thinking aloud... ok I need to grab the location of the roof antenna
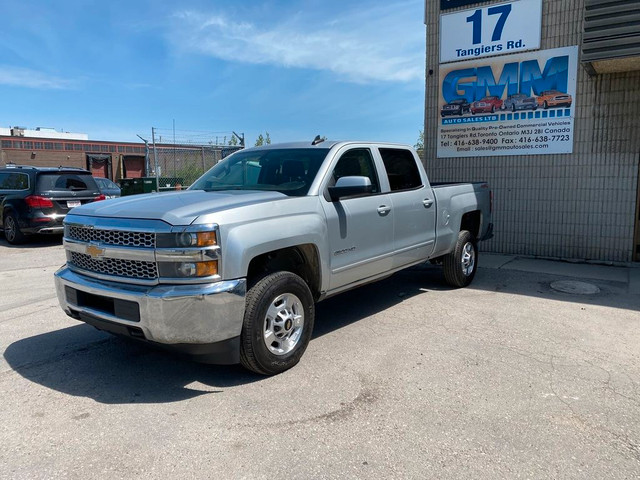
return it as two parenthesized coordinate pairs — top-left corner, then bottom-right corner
(312, 135), (325, 145)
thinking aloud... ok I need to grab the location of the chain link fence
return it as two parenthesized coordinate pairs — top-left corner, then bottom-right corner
(149, 128), (243, 190)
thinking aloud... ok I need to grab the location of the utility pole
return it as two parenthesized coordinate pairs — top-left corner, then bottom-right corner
(151, 127), (159, 191)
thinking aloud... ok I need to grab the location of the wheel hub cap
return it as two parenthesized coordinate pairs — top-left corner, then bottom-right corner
(263, 293), (304, 356)
(461, 242), (475, 276)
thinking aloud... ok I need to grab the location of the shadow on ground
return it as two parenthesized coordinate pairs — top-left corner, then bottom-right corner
(4, 263), (638, 404)
(0, 234), (63, 248)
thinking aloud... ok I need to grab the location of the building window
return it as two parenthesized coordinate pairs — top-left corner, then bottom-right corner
(1, 140), (12, 149)
(109, 145), (115, 153)
(118, 146), (125, 153)
(34, 142), (43, 149)
(101, 145), (109, 152)
(54, 143), (63, 150)
(65, 143), (74, 151)
(13, 141), (23, 149)
(23, 141), (33, 149)
(74, 144), (83, 151)
(125, 146), (133, 153)
(44, 142), (53, 150)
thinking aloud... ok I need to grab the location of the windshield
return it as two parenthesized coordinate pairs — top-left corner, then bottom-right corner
(189, 148), (330, 196)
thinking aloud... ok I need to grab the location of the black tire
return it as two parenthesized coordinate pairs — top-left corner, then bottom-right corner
(543, 101), (548, 109)
(443, 230), (478, 288)
(3, 211), (26, 245)
(511, 104), (516, 112)
(240, 271), (315, 375)
(491, 105), (495, 113)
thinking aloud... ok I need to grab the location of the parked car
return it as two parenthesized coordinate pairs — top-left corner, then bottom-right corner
(440, 98), (470, 117)
(536, 90), (572, 109)
(54, 140), (493, 376)
(0, 165), (105, 244)
(94, 177), (121, 198)
(503, 93), (538, 112)
(471, 96), (503, 114)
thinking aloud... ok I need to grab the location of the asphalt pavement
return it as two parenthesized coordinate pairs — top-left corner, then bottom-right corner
(1, 237), (639, 479)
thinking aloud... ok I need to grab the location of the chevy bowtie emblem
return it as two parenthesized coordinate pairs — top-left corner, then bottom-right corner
(86, 244), (105, 259)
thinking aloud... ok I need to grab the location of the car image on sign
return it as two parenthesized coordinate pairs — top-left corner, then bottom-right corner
(440, 98), (471, 117)
(503, 93), (538, 112)
(536, 90), (573, 109)
(470, 96), (503, 114)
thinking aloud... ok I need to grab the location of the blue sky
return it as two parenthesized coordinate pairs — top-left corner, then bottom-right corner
(1, 0), (425, 147)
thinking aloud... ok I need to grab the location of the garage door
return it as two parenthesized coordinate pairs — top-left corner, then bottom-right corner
(87, 154), (111, 178)
(123, 155), (145, 178)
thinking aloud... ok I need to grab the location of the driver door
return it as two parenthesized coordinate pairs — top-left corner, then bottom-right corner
(320, 147), (394, 291)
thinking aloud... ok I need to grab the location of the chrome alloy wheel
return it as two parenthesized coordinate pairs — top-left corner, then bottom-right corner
(461, 242), (476, 276)
(4, 215), (17, 243)
(263, 293), (305, 356)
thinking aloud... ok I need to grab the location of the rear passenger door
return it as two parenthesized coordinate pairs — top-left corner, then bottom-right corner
(378, 147), (436, 268)
(320, 147), (394, 291)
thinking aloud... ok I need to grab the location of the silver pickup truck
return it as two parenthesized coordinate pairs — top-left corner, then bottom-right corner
(54, 140), (493, 375)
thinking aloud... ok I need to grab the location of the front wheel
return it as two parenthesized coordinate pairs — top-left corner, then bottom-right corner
(240, 272), (315, 375)
(443, 230), (478, 288)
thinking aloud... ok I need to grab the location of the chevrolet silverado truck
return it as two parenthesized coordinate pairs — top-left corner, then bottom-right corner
(54, 140), (493, 375)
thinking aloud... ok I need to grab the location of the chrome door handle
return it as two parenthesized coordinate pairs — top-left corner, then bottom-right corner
(377, 205), (391, 215)
(423, 199), (434, 208)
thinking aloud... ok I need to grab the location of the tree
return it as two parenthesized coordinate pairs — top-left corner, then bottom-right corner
(254, 131), (272, 146)
(414, 129), (425, 160)
(228, 135), (238, 146)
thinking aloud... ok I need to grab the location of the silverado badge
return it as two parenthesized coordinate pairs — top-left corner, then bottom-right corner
(86, 244), (106, 259)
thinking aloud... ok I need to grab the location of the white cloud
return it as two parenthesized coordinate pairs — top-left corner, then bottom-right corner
(0, 66), (73, 90)
(169, 3), (425, 84)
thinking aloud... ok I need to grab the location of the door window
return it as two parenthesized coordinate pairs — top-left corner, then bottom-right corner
(379, 148), (423, 192)
(329, 148), (379, 193)
(0, 172), (29, 190)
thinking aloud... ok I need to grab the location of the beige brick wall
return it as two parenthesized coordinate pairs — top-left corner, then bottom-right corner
(425, 0), (640, 263)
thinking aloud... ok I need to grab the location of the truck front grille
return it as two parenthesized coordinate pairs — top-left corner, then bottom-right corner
(68, 225), (155, 248)
(69, 252), (158, 280)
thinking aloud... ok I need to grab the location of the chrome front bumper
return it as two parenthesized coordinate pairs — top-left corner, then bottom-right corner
(54, 267), (246, 346)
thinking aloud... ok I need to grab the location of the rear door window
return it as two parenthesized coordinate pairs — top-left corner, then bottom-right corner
(379, 148), (423, 192)
(0, 172), (29, 190)
(37, 173), (99, 193)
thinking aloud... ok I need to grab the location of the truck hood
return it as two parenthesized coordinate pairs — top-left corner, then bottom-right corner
(70, 190), (290, 225)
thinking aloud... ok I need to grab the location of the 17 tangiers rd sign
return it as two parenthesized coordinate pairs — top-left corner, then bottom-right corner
(440, 0), (542, 64)
(437, 46), (578, 158)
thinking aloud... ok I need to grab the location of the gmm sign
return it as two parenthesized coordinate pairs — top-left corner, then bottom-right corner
(442, 53), (571, 103)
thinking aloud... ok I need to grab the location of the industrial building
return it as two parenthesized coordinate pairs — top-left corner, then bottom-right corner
(0, 127), (147, 180)
(425, 0), (640, 263)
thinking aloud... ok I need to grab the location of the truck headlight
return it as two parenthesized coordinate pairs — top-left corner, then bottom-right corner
(157, 231), (217, 248)
(158, 260), (218, 278)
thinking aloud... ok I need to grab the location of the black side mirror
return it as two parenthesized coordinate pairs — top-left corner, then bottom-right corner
(328, 176), (373, 201)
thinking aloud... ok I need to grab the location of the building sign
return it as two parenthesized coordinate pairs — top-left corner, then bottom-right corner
(437, 46), (578, 158)
(440, 0), (486, 10)
(440, 0), (542, 63)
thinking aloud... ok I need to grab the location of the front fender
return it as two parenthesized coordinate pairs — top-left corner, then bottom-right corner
(222, 213), (329, 290)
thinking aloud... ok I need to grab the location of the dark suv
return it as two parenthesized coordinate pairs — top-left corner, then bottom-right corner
(0, 165), (105, 244)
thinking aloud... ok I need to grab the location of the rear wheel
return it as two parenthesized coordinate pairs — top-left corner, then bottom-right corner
(3, 212), (25, 245)
(240, 271), (315, 375)
(443, 230), (478, 288)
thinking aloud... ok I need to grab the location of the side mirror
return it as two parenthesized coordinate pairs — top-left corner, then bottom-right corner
(328, 176), (373, 201)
